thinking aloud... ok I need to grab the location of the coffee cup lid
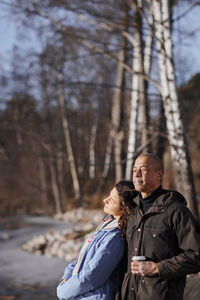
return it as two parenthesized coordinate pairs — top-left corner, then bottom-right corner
(132, 256), (146, 261)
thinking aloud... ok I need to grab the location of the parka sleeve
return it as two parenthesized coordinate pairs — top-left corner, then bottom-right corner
(158, 204), (200, 279)
(61, 259), (77, 280)
(57, 230), (125, 299)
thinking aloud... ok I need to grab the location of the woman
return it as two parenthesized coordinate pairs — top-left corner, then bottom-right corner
(57, 180), (136, 300)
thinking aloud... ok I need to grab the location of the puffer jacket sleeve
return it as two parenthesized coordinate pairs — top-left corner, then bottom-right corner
(57, 229), (125, 299)
(61, 259), (77, 280)
(158, 203), (200, 279)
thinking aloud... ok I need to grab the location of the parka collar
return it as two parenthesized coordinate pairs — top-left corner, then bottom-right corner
(132, 187), (187, 215)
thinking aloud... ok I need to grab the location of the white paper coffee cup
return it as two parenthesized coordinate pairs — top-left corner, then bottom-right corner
(132, 256), (146, 261)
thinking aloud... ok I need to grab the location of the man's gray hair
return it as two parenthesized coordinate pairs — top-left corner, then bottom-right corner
(136, 153), (164, 171)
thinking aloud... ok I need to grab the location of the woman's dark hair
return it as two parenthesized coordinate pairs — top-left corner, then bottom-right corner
(115, 180), (137, 238)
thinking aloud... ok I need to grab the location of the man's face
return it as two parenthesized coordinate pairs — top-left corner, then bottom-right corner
(132, 155), (163, 197)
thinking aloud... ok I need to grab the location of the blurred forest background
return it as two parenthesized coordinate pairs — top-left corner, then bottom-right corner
(0, 0), (200, 218)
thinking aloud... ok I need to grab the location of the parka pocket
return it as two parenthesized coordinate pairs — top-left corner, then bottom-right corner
(137, 276), (168, 300)
(142, 225), (176, 261)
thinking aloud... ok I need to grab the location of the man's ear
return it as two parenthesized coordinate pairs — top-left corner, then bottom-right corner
(158, 170), (163, 181)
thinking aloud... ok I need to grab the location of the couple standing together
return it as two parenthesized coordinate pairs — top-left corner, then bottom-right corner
(57, 153), (200, 300)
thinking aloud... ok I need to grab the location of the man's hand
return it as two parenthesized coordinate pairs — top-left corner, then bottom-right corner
(131, 261), (159, 276)
(61, 278), (67, 283)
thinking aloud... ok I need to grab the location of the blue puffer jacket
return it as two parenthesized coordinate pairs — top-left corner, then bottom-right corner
(57, 216), (125, 300)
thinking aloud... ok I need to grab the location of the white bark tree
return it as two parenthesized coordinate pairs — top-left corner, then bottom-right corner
(126, 0), (154, 179)
(57, 71), (81, 201)
(101, 44), (125, 184)
(49, 153), (62, 214)
(56, 150), (65, 203)
(38, 156), (48, 213)
(101, 5), (130, 184)
(40, 65), (63, 214)
(152, 0), (198, 219)
(112, 43), (125, 182)
(125, 42), (140, 179)
(89, 123), (97, 180)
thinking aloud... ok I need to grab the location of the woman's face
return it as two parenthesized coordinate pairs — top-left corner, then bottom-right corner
(103, 187), (121, 219)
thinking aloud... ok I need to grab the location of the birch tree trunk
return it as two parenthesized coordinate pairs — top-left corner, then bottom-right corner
(49, 153), (62, 214)
(112, 43), (125, 182)
(57, 71), (81, 201)
(56, 150), (65, 203)
(144, 7), (154, 77)
(89, 123), (97, 180)
(125, 44), (140, 179)
(100, 44), (125, 184)
(126, 0), (153, 179)
(99, 129), (113, 191)
(101, 7), (129, 184)
(153, 0), (198, 219)
(136, 5), (150, 150)
(38, 156), (48, 214)
(40, 67), (63, 214)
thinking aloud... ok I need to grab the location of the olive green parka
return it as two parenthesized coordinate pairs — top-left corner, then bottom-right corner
(121, 188), (200, 300)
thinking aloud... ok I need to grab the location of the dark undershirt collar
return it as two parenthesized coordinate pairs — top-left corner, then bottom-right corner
(139, 186), (163, 213)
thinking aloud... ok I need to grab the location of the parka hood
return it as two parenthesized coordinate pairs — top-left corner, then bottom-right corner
(132, 187), (187, 212)
(154, 189), (187, 208)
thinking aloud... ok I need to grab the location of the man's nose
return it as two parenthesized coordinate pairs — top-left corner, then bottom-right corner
(134, 169), (142, 177)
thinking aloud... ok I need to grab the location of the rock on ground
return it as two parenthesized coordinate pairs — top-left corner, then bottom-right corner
(21, 208), (104, 261)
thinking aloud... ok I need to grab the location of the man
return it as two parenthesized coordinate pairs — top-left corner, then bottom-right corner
(121, 153), (200, 300)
